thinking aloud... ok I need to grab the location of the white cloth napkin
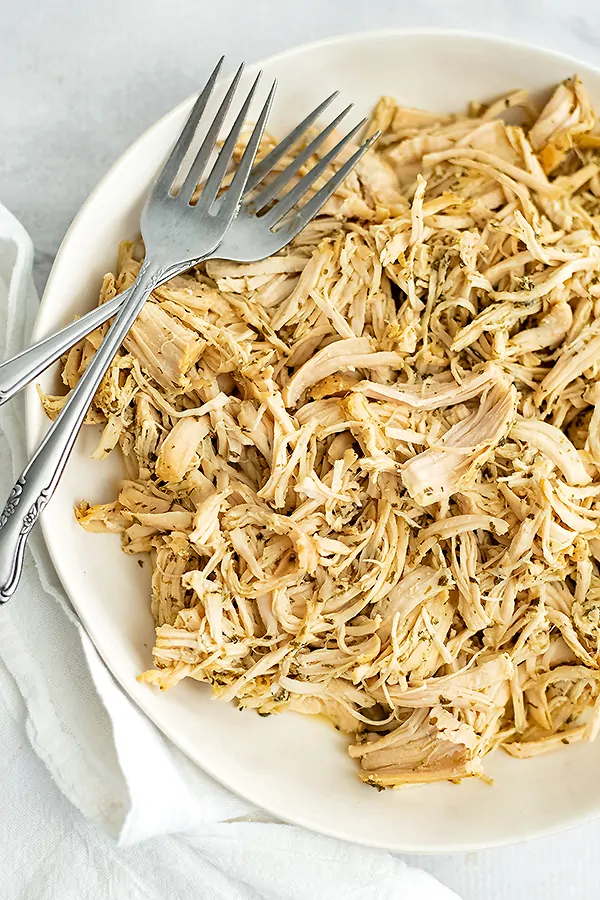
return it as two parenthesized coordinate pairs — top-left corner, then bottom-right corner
(0, 202), (460, 899)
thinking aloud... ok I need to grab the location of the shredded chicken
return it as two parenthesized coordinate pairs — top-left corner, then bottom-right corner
(51, 75), (600, 789)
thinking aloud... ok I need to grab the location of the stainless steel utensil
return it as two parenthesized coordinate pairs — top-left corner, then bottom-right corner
(0, 97), (360, 405)
(0, 64), (378, 600)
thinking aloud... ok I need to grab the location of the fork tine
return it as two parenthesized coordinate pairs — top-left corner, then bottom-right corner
(250, 104), (353, 213)
(178, 62), (245, 202)
(197, 71), (263, 209)
(242, 92), (339, 194)
(262, 119), (368, 228)
(277, 132), (380, 238)
(153, 57), (224, 196)
(218, 81), (277, 220)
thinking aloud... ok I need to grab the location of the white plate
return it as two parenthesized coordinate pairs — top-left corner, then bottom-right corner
(26, 29), (600, 852)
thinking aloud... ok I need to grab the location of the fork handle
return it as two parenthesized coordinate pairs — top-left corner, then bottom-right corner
(0, 253), (212, 405)
(0, 292), (125, 405)
(0, 258), (169, 600)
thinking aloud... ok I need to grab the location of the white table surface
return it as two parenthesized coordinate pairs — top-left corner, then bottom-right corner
(3, 1), (600, 897)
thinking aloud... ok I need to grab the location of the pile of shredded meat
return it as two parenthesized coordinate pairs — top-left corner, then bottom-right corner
(48, 76), (600, 788)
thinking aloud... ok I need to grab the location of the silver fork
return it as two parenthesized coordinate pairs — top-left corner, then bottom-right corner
(0, 95), (365, 404)
(0, 63), (378, 601)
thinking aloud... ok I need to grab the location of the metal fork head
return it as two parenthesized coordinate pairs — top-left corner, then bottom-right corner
(216, 99), (381, 264)
(140, 59), (275, 271)
(140, 58), (379, 272)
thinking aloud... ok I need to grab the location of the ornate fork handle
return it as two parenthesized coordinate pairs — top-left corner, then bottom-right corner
(0, 258), (180, 600)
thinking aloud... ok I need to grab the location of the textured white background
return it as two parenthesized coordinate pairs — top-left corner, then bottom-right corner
(3, 1), (600, 897)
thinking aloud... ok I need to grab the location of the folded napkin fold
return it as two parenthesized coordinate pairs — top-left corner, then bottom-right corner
(0, 201), (460, 899)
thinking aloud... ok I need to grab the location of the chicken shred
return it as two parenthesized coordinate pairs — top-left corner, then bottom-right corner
(53, 75), (600, 789)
